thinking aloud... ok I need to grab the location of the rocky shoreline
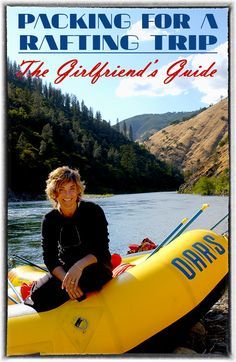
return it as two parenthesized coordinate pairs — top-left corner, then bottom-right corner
(173, 289), (229, 356)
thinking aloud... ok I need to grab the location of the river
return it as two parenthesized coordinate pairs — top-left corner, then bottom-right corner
(8, 192), (229, 265)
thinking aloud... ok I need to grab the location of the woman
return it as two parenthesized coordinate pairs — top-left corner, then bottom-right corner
(25, 166), (113, 312)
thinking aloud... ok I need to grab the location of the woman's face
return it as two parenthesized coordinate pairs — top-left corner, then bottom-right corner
(56, 181), (79, 214)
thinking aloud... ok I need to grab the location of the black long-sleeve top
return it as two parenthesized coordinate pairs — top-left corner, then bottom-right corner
(41, 200), (112, 278)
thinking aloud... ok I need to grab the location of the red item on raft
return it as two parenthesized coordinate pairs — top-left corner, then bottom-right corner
(20, 282), (33, 300)
(128, 238), (157, 254)
(111, 253), (122, 269)
(128, 244), (140, 252)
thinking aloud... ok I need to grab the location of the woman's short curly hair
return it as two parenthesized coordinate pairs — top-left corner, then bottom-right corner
(45, 166), (85, 207)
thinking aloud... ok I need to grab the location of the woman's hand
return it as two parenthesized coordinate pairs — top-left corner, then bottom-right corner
(61, 263), (84, 299)
(61, 254), (97, 300)
(66, 284), (84, 300)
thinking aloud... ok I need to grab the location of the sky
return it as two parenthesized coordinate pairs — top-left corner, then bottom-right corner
(6, 6), (229, 125)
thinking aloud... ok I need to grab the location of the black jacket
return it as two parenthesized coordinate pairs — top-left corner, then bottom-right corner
(41, 200), (112, 278)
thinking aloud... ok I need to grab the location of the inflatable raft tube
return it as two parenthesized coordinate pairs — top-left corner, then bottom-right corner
(7, 229), (228, 355)
(8, 265), (46, 287)
(7, 252), (147, 305)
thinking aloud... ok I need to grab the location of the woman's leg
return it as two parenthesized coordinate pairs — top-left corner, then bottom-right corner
(24, 265), (112, 312)
(24, 273), (70, 312)
(79, 264), (112, 293)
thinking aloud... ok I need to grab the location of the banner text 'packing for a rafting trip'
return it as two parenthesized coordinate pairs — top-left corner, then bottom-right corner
(8, 8), (228, 93)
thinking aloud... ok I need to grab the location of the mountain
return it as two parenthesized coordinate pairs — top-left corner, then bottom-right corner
(7, 60), (183, 199)
(116, 110), (206, 142)
(144, 98), (229, 194)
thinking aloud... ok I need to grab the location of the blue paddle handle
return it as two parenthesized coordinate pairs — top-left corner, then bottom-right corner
(147, 204), (209, 260)
(166, 205), (209, 245)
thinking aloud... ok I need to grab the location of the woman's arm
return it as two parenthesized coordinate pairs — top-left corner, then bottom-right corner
(41, 215), (63, 273)
(87, 204), (112, 269)
(51, 266), (66, 282)
(51, 265), (82, 301)
(62, 253), (97, 289)
(62, 254), (97, 300)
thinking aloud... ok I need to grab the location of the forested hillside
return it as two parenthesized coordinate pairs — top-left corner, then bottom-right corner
(7, 60), (183, 199)
(116, 109), (205, 142)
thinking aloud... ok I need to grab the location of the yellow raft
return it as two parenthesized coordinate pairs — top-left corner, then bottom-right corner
(7, 229), (228, 355)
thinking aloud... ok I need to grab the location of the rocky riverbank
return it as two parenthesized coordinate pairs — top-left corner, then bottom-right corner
(174, 289), (229, 356)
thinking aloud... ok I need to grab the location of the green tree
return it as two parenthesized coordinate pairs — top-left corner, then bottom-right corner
(123, 121), (127, 137)
(81, 133), (93, 156)
(39, 123), (55, 156)
(193, 177), (215, 195)
(115, 118), (120, 132)
(95, 111), (102, 122)
(108, 147), (120, 165)
(16, 132), (38, 167)
(214, 170), (229, 195)
(128, 125), (134, 141)
(120, 144), (137, 174)
(93, 141), (102, 160)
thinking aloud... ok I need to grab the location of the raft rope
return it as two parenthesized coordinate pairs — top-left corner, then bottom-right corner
(210, 213), (229, 231)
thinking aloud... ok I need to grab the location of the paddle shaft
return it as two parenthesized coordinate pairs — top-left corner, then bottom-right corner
(147, 217), (188, 258)
(166, 204), (209, 245)
(12, 254), (47, 272)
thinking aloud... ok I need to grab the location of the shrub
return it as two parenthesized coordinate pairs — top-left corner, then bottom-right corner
(193, 171), (229, 196)
(214, 170), (229, 195)
(193, 177), (215, 195)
